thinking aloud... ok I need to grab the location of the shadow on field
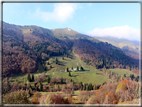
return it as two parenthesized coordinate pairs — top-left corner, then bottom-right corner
(83, 70), (90, 71)
(57, 61), (65, 66)
(63, 59), (70, 61)
(96, 73), (103, 75)
(71, 75), (79, 77)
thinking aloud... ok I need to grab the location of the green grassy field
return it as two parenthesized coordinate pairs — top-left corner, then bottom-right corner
(45, 55), (109, 85)
(11, 54), (137, 85)
(107, 68), (138, 77)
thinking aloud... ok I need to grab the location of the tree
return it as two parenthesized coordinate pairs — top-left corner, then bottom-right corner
(84, 84), (87, 90)
(77, 66), (79, 71)
(55, 58), (58, 64)
(39, 82), (43, 91)
(130, 74), (135, 80)
(47, 62), (50, 65)
(124, 74), (126, 77)
(27, 74), (31, 82)
(48, 77), (51, 83)
(62, 57), (64, 60)
(31, 74), (34, 82)
(3, 90), (30, 104)
(135, 76), (139, 82)
(50, 65), (52, 69)
(80, 66), (84, 71)
(72, 66), (73, 70)
(61, 78), (64, 84)
(65, 67), (69, 72)
(69, 71), (71, 77)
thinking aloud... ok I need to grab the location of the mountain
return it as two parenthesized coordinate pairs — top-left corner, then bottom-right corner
(94, 36), (140, 59)
(130, 40), (140, 46)
(2, 21), (139, 77)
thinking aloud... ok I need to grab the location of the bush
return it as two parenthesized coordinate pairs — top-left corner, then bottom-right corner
(31, 91), (41, 104)
(3, 90), (30, 104)
(78, 91), (95, 103)
(95, 82), (117, 104)
(39, 93), (69, 104)
(116, 79), (138, 103)
(86, 95), (96, 104)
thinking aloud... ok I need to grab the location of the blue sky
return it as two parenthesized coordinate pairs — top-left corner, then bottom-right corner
(3, 3), (140, 41)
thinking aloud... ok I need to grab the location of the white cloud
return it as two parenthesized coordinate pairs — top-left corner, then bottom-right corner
(86, 25), (140, 41)
(34, 3), (77, 22)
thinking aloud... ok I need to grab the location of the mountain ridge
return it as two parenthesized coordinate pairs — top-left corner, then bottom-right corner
(2, 21), (139, 77)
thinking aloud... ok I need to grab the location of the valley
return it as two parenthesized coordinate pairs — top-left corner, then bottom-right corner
(2, 21), (140, 105)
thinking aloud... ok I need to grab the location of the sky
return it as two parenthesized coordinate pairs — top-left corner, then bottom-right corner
(3, 2), (140, 41)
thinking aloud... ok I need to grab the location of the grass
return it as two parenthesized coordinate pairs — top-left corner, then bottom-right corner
(11, 54), (137, 86)
(107, 68), (138, 77)
(45, 55), (109, 85)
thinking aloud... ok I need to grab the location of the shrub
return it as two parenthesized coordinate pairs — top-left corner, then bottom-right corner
(95, 82), (117, 104)
(31, 91), (41, 104)
(86, 95), (96, 104)
(78, 91), (95, 103)
(116, 79), (138, 103)
(3, 90), (30, 104)
(40, 93), (68, 104)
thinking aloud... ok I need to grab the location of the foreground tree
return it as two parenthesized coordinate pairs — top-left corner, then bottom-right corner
(3, 90), (30, 104)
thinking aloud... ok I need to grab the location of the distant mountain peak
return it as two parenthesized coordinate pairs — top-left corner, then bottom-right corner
(66, 27), (71, 31)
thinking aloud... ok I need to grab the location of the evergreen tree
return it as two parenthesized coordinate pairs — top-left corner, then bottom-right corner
(31, 74), (34, 82)
(72, 66), (73, 70)
(39, 82), (43, 91)
(124, 74), (126, 77)
(69, 71), (71, 77)
(50, 65), (52, 69)
(28, 89), (31, 97)
(65, 67), (69, 72)
(27, 74), (31, 82)
(80, 66), (84, 71)
(130, 74), (135, 80)
(6, 77), (10, 92)
(84, 84), (87, 90)
(47, 62), (50, 65)
(55, 58), (58, 64)
(61, 77), (63, 84)
(47, 77), (51, 83)
(87, 85), (89, 91)
(62, 57), (64, 60)
(77, 66), (79, 71)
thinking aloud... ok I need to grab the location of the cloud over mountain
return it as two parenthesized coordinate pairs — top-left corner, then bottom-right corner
(86, 25), (140, 41)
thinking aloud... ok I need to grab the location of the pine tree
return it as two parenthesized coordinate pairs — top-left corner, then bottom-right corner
(65, 67), (69, 72)
(80, 66), (84, 71)
(50, 65), (52, 69)
(61, 77), (63, 84)
(47, 62), (50, 65)
(27, 74), (31, 82)
(72, 66), (73, 70)
(31, 74), (34, 82)
(47, 77), (51, 83)
(39, 82), (43, 91)
(77, 66), (79, 71)
(84, 84), (87, 90)
(62, 57), (64, 60)
(55, 58), (58, 64)
(69, 71), (71, 77)
(6, 77), (10, 92)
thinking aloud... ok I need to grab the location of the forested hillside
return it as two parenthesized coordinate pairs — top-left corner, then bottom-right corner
(95, 36), (140, 59)
(2, 21), (139, 77)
